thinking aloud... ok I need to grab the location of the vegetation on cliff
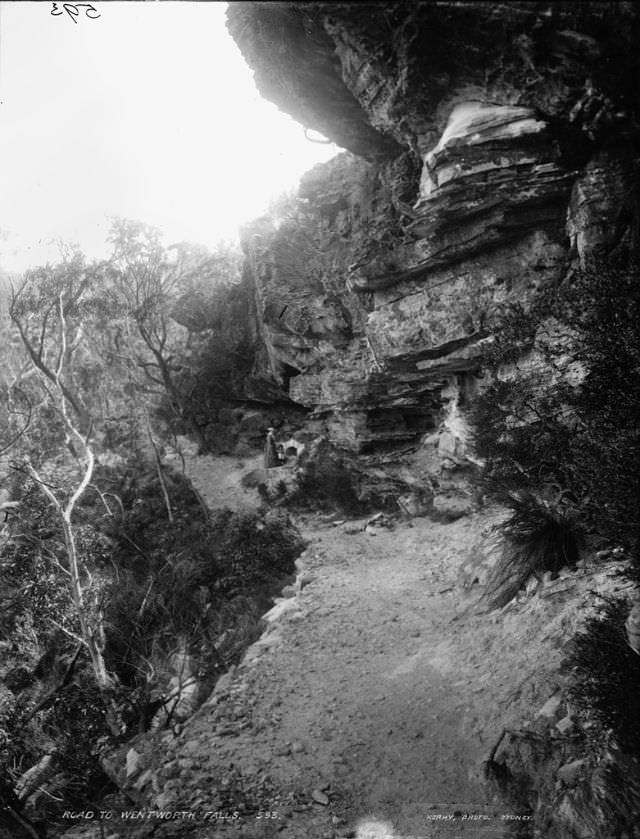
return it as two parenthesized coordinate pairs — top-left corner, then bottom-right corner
(468, 255), (640, 835)
(472, 256), (640, 559)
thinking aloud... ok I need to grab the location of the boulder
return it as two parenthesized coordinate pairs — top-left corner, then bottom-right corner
(537, 692), (563, 721)
(557, 759), (588, 786)
(125, 748), (143, 778)
(397, 492), (431, 518)
(433, 493), (473, 521)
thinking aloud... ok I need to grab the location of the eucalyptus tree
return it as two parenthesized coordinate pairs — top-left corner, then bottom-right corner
(8, 251), (119, 695)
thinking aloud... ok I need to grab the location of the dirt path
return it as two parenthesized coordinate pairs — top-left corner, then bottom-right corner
(150, 455), (586, 839)
(169, 443), (263, 512)
(223, 515), (507, 837)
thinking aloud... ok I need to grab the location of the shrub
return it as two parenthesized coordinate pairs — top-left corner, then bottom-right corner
(208, 508), (304, 596)
(470, 375), (577, 501)
(484, 491), (582, 610)
(290, 439), (362, 514)
(43, 677), (116, 809)
(564, 595), (640, 756)
(294, 470), (361, 514)
(103, 473), (302, 727)
(471, 257), (640, 560)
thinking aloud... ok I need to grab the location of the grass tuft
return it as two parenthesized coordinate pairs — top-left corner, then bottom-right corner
(485, 491), (581, 610)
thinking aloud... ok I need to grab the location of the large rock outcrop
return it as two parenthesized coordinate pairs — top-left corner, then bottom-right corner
(229, 2), (640, 477)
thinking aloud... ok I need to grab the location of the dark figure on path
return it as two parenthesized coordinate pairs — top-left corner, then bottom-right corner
(264, 427), (279, 468)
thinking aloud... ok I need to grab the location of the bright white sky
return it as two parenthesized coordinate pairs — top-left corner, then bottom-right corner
(0, 1), (338, 274)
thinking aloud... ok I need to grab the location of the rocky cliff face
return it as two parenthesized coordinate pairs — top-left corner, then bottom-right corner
(228, 2), (640, 486)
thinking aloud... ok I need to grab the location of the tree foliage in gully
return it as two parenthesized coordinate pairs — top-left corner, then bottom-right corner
(0, 220), (265, 828)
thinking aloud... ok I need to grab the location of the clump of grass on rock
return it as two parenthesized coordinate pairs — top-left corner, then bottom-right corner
(484, 490), (582, 610)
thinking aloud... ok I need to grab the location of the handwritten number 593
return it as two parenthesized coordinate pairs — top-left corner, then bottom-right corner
(51, 3), (101, 23)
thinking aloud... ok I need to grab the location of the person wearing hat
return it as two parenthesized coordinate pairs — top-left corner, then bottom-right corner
(264, 427), (279, 469)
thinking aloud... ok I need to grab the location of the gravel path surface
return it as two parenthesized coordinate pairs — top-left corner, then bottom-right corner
(162, 456), (555, 839)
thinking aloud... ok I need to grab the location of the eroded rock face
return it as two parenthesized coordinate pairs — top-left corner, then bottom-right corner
(230, 3), (640, 478)
(567, 149), (638, 262)
(225, 4), (401, 160)
(229, 3), (638, 154)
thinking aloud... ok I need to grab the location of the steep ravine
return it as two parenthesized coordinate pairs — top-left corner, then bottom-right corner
(64, 455), (631, 839)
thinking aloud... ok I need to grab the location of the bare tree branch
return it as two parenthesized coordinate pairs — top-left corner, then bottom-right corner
(9, 285), (90, 431)
(146, 414), (173, 523)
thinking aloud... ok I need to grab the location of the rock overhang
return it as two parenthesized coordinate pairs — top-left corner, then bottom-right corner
(230, 2), (640, 458)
